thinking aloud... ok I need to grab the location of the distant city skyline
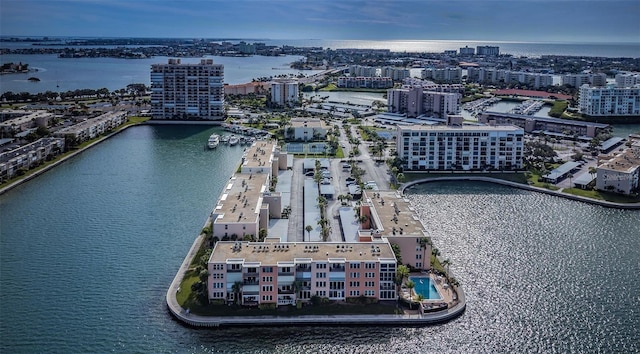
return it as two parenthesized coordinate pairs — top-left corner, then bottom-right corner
(1, 0), (639, 43)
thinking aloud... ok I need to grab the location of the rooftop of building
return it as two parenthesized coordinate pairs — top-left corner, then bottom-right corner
(364, 190), (427, 238)
(290, 118), (328, 129)
(0, 110), (53, 126)
(398, 124), (523, 132)
(210, 240), (396, 264)
(56, 111), (126, 134)
(598, 144), (640, 173)
(482, 111), (610, 128)
(241, 141), (276, 170)
(213, 172), (269, 224)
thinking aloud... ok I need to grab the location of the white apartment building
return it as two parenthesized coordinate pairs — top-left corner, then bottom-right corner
(348, 65), (378, 77)
(337, 76), (393, 89)
(422, 67), (463, 83)
(466, 68), (553, 89)
(271, 80), (299, 107)
(0, 138), (65, 181)
(615, 72), (640, 88)
(54, 111), (128, 142)
(150, 59), (224, 120)
(459, 46), (475, 56)
(396, 125), (524, 171)
(561, 73), (607, 87)
(596, 142), (640, 195)
(578, 84), (640, 117)
(388, 86), (461, 118)
(380, 67), (411, 81)
(286, 118), (329, 141)
(476, 46), (500, 56)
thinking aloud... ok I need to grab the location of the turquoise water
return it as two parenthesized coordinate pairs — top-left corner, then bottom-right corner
(409, 276), (441, 300)
(1, 127), (639, 352)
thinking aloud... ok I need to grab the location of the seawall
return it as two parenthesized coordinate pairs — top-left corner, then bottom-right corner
(400, 176), (640, 210)
(0, 122), (145, 196)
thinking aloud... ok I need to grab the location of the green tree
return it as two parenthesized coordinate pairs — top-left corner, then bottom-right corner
(305, 225), (313, 240)
(405, 280), (416, 302)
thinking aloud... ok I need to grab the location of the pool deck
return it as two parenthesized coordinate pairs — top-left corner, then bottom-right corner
(404, 273), (458, 313)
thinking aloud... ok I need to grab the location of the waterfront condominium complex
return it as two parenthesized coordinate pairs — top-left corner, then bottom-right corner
(150, 59), (224, 120)
(208, 240), (397, 306)
(476, 46), (500, 56)
(396, 125), (524, 171)
(387, 86), (461, 118)
(270, 80), (299, 107)
(578, 84), (640, 117)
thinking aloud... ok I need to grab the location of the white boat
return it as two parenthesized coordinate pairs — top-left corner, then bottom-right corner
(220, 134), (230, 144)
(207, 134), (220, 149)
(228, 135), (239, 146)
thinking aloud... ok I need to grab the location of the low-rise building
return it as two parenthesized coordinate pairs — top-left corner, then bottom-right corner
(561, 73), (607, 87)
(271, 80), (299, 107)
(286, 118), (328, 141)
(596, 142), (640, 195)
(207, 240), (397, 306)
(337, 76), (393, 89)
(54, 111), (127, 143)
(479, 111), (609, 138)
(0, 109), (54, 134)
(0, 138), (65, 181)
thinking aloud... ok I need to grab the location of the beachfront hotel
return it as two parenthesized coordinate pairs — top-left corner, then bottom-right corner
(150, 59), (224, 120)
(396, 124), (524, 171)
(207, 240), (397, 306)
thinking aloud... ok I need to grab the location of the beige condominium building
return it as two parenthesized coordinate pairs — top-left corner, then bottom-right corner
(208, 240), (397, 306)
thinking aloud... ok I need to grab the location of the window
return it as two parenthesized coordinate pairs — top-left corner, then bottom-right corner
(349, 281), (360, 287)
(416, 254), (422, 260)
(262, 285), (273, 292)
(261, 295), (273, 301)
(315, 263), (327, 269)
(365, 272), (375, 278)
(350, 272), (360, 278)
(262, 276), (273, 282)
(364, 290), (375, 297)
(262, 267), (273, 273)
(316, 272), (326, 278)
(316, 291), (326, 297)
(349, 290), (360, 297)
(365, 263), (376, 269)
(349, 263), (361, 269)
(365, 281), (375, 287)
(315, 281), (326, 288)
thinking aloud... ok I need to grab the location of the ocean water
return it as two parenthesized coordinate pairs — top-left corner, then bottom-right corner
(0, 54), (318, 94)
(1, 127), (639, 353)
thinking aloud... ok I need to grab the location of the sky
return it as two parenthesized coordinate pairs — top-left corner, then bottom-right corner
(1, 0), (639, 43)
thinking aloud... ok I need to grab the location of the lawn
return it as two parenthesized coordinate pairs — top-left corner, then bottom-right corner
(563, 188), (640, 203)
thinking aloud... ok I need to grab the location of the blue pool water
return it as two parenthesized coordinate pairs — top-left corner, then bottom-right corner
(409, 276), (442, 300)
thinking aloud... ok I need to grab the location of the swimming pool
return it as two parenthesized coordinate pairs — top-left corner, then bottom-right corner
(409, 276), (442, 300)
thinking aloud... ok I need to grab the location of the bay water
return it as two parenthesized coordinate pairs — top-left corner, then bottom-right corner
(1, 125), (639, 353)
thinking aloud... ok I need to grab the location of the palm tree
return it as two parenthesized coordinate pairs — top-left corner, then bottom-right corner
(431, 248), (441, 270)
(442, 259), (451, 277)
(406, 280), (416, 303)
(232, 281), (242, 305)
(588, 166), (597, 180)
(567, 173), (574, 189)
(305, 225), (313, 241)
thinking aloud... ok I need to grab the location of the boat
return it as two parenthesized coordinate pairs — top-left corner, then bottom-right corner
(207, 133), (220, 149)
(228, 135), (239, 146)
(220, 134), (230, 144)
